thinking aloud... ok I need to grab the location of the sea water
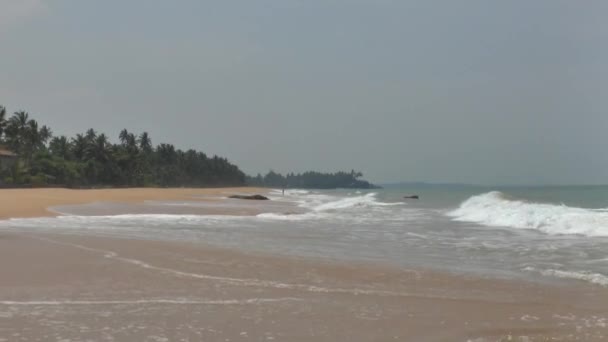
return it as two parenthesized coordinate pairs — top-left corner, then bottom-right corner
(2, 185), (608, 287)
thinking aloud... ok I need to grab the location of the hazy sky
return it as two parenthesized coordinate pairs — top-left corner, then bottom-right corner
(1, 0), (607, 185)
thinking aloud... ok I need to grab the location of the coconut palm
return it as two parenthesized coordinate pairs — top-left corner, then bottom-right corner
(49, 136), (71, 159)
(9, 111), (29, 129)
(71, 134), (87, 161)
(85, 128), (97, 143)
(0, 106), (7, 141)
(86, 133), (110, 163)
(119, 129), (129, 145)
(139, 132), (152, 154)
(26, 120), (40, 147)
(6, 111), (30, 153)
(39, 125), (53, 146)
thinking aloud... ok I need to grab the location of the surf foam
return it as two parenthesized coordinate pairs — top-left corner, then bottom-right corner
(257, 192), (404, 221)
(312, 193), (402, 211)
(448, 191), (608, 236)
(523, 267), (608, 287)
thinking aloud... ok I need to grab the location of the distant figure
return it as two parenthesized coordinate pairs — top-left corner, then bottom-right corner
(282, 188), (285, 196)
(403, 195), (420, 199)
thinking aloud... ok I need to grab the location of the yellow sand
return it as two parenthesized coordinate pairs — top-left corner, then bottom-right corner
(0, 187), (265, 219)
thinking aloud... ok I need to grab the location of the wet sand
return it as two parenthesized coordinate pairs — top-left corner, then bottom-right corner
(0, 188), (607, 341)
(0, 233), (607, 341)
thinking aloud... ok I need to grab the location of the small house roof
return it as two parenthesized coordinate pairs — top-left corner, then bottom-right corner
(0, 148), (17, 158)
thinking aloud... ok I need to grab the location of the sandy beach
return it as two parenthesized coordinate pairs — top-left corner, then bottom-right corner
(0, 187), (264, 219)
(0, 188), (607, 341)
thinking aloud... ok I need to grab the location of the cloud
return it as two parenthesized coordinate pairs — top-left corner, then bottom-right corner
(0, 0), (48, 32)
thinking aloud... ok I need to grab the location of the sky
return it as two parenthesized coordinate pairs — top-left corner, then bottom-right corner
(1, 0), (607, 185)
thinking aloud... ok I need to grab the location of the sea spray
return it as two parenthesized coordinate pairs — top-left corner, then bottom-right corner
(448, 191), (608, 236)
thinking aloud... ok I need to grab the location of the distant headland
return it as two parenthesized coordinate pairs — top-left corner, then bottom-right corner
(246, 170), (380, 189)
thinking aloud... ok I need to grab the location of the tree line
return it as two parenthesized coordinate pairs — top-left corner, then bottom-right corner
(0, 104), (378, 189)
(0, 105), (246, 187)
(246, 170), (379, 189)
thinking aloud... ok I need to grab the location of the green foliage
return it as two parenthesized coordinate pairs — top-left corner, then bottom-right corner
(247, 170), (379, 189)
(0, 105), (246, 188)
(0, 104), (374, 189)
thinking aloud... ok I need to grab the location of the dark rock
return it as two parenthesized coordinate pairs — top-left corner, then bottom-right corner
(403, 195), (420, 199)
(229, 194), (270, 200)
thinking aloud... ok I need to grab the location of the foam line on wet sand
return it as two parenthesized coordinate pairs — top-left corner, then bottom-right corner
(0, 298), (302, 306)
(24, 235), (458, 300)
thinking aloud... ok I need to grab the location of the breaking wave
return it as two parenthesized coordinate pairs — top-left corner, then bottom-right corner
(257, 192), (404, 221)
(311, 193), (402, 211)
(448, 191), (608, 236)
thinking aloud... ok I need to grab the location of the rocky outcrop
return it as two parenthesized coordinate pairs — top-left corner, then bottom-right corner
(229, 194), (270, 200)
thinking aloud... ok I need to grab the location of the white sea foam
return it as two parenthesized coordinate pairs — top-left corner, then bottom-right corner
(0, 214), (251, 233)
(448, 192), (608, 236)
(7, 214), (243, 225)
(0, 298), (302, 306)
(312, 193), (401, 211)
(256, 212), (327, 221)
(256, 192), (404, 221)
(523, 267), (608, 286)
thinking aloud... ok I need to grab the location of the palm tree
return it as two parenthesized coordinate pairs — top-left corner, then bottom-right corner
(39, 125), (52, 146)
(26, 119), (40, 148)
(119, 129), (129, 145)
(10, 111), (29, 129)
(157, 143), (177, 165)
(85, 128), (97, 143)
(49, 136), (71, 159)
(0, 106), (7, 142)
(86, 133), (110, 163)
(126, 134), (138, 154)
(116, 129), (140, 185)
(71, 134), (87, 161)
(139, 132), (152, 154)
(83, 133), (112, 184)
(6, 111), (30, 153)
(22, 119), (43, 163)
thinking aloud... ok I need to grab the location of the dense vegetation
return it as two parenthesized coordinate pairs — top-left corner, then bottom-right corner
(0, 105), (378, 189)
(246, 170), (379, 189)
(0, 106), (246, 187)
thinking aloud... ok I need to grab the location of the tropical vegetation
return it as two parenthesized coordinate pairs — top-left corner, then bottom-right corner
(246, 170), (379, 189)
(0, 104), (377, 189)
(0, 105), (246, 187)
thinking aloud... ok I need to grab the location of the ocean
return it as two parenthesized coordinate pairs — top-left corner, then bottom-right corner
(2, 185), (608, 287)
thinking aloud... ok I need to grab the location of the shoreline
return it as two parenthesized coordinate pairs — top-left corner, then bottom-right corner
(0, 187), (267, 219)
(0, 188), (607, 340)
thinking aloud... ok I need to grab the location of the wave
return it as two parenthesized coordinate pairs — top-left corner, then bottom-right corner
(311, 193), (402, 211)
(256, 193), (404, 221)
(447, 191), (608, 236)
(523, 267), (608, 287)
